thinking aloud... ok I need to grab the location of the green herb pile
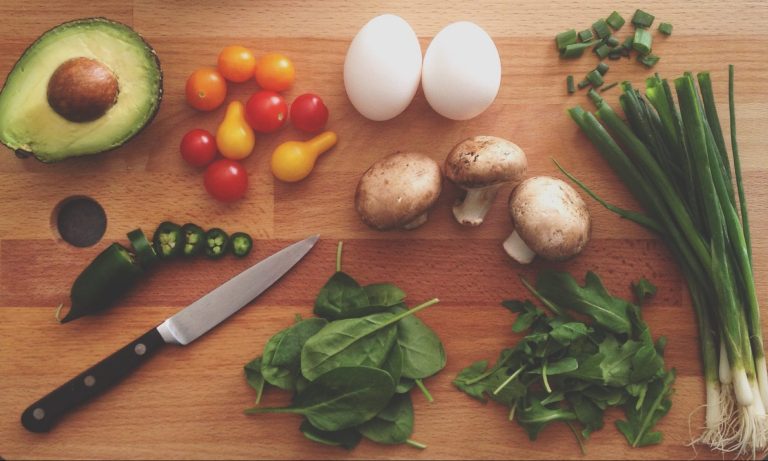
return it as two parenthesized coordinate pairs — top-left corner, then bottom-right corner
(453, 271), (674, 452)
(243, 242), (445, 450)
(562, 67), (767, 455)
(557, 9), (672, 94)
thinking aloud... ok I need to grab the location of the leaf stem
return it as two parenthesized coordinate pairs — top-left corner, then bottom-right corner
(566, 421), (587, 455)
(542, 361), (552, 394)
(415, 378), (434, 403)
(405, 439), (427, 449)
(493, 365), (527, 396)
(519, 276), (567, 317)
(335, 241), (343, 272)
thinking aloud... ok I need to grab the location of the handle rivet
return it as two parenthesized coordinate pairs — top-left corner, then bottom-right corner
(84, 375), (96, 387)
(135, 343), (147, 356)
(32, 408), (45, 420)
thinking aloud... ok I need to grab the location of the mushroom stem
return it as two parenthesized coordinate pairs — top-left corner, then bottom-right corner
(503, 230), (536, 264)
(452, 184), (502, 226)
(402, 212), (429, 230)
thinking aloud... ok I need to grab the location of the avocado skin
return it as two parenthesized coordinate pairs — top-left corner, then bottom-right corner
(0, 17), (164, 163)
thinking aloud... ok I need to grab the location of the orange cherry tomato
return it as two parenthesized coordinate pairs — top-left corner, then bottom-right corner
(255, 53), (295, 92)
(217, 46), (257, 83)
(185, 67), (227, 111)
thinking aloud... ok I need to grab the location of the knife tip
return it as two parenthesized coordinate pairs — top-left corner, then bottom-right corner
(307, 234), (320, 246)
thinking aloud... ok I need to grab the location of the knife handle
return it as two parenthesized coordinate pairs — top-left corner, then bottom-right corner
(21, 327), (166, 433)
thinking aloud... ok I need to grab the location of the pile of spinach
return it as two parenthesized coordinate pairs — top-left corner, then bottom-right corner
(454, 270), (675, 452)
(244, 242), (445, 450)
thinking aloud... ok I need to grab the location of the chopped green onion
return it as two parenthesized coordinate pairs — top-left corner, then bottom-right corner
(594, 43), (611, 59)
(577, 79), (591, 89)
(555, 29), (578, 50)
(587, 69), (604, 87)
(658, 22), (673, 35)
(638, 53), (660, 68)
(567, 75), (576, 94)
(633, 28), (653, 55)
(600, 82), (619, 92)
(596, 62), (609, 75)
(608, 49), (624, 60)
(622, 35), (634, 49)
(578, 29), (594, 42)
(605, 36), (620, 47)
(606, 11), (625, 30)
(561, 41), (595, 58)
(632, 9), (655, 28)
(593, 19), (611, 39)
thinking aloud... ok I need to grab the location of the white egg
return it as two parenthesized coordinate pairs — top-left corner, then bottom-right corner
(422, 22), (501, 121)
(343, 14), (422, 121)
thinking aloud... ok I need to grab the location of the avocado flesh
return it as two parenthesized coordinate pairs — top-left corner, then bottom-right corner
(0, 18), (162, 162)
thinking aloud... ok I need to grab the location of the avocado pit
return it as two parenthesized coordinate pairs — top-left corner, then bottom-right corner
(47, 57), (119, 123)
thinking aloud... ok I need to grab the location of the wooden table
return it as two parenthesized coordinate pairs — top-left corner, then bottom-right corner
(1, 1), (767, 459)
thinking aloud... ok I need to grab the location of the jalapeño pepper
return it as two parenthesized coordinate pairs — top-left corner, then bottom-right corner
(127, 228), (158, 269)
(230, 232), (253, 258)
(181, 223), (205, 257)
(153, 221), (183, 258)
(205, 228), (229, 259)
(58, 243), (143, 323)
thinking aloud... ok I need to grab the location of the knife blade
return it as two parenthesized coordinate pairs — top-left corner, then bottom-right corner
(21, 235), (319, 433)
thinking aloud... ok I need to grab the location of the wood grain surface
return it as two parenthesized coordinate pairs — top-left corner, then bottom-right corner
(1, 0), (767, 459)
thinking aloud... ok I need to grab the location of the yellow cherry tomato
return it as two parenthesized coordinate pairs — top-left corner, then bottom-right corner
(271, 131), (337, 182)
(217, 101), (255, 160)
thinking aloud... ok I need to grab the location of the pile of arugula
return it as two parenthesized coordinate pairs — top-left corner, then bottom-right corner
(453, 270), (675, 451)
(243, 243), (445, 449)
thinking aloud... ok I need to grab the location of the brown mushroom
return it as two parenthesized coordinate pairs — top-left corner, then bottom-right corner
(445, 135), (527, 226)
(503, 176), (591, 263)
(355, 152), (442, 230)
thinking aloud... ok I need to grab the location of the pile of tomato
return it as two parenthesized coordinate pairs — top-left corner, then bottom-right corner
(181, 46), (330, 202)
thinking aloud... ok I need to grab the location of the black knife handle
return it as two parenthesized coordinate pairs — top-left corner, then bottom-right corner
(21, 327), (166, 433)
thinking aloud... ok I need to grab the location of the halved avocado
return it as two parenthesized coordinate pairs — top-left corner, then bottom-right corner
(0, 18), (163, 162)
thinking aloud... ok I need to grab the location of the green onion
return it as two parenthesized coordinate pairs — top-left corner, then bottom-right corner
(555, 29), (578, 50)
(592, 19), (611, 39)
(606, 11), (625, 30)
(658, 22), (673, 35)
(622, 35), (634, 50)
(608, 49), (624, 60)
(578, 29), (594, 42)
(633, 28), (653, 55)
(600, 82), (619, 92)
(561, 41), (595, 59)
(567, 75), (575, 94)
(577, 79), (591, 90)
(586, 69), (604, 87)
(638, 53), (660, 68)
(596, 62), (609, 75)
(605, 36), (620, 47)
(631, 9), (655, 28)
(594, 43), (611, 59)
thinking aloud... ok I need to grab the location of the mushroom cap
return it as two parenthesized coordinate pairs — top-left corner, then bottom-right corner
(445, 135), (527, 189)
(508, 176), (591, 260)
(355, 152), (442, 230)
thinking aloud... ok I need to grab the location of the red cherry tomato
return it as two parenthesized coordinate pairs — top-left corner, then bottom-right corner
(245, 91), (288, 133)
(180, 129), (217, 167)
(204, 159), (248, 202)
(290, 93), (329, 133)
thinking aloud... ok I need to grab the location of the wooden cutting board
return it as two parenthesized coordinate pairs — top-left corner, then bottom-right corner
(2, 1), (767, 459)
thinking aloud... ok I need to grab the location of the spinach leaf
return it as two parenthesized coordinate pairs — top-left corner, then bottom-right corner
(358, 393), (414, 445)
(314, 272), (371, 320)
(301, 313), (398, 381)
(536, 271), (633, 335)
(391, 306), (446, 379)
(245, 366), (395, 432)
(364, 283), (406, 308)
(244, 357), (265, 404)
(380, 342), (403, 387)
(301, 302), (437, 381)
(261, 317), (328, 390)
(395, 378), (415, 394)
(299, 419), (362, 450)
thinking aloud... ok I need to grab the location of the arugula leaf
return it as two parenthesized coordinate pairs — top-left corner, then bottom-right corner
(503, 300), (547, 333)
(615, 370), (675, 447)
(244, 357), (265, 404)
(313, 272), (372, 320)
(549, 322), (590, 346)
(536, 271), (633, 335)
(516, 397), (578, 441)
(453, 360), (491, 401)
(631, 278), (657, 305)
(299, 419), (362, 450)
(568, 392), (604, 439)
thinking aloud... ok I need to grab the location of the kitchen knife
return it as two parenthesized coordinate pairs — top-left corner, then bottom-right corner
(21, 234), (319, 433)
